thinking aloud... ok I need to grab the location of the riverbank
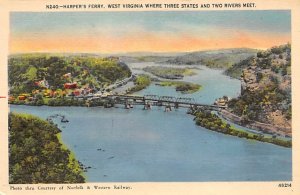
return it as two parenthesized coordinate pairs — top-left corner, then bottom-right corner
(218, 109), (292, 138)
(10, 97), (87, 107)
(192, 109), (291, 148)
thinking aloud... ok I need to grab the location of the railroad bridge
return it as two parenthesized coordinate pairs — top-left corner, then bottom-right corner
(80, 94), (226, 112)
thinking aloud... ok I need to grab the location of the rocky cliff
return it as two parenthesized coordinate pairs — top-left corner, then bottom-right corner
(227, 44), (291, 135)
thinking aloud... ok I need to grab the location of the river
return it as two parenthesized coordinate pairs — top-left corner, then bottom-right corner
(9, 62), (292, 182)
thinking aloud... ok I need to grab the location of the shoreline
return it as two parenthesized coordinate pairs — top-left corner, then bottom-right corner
(218, 109), (292, 138)
(191, 109), (291, 148)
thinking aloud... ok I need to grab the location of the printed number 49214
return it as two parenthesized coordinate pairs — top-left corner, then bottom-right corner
(278, 183), (292, 187)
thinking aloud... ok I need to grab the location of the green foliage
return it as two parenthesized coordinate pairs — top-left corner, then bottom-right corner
(127, 75), (151, 93)
(34, 94), (44, 106)
(271, 46), (285, 55)
(226, 44), (291, 78)
(159, 81), (201, 94)
(9, 113), (85, 183)
(286, 105), (292, 120)
(143, 66), (196, 79)
(228, 87), (289, 122)
(201, 57), (237, 69)
(257, 51), (271, 58)
(25, 66), (38, 81)
(135, 75), (151, 86)
(8, 55), (131, 95)
(195, 110), (232, 134)
(193, 110), (291, 148)
(256, 72), (263, 82)
(47, 98), (86, 107)
(225, 57), (254, 78)
(282, 66), (288, 76)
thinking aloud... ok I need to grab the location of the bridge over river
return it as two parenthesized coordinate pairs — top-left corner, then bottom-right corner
(76, 94), (226, 112)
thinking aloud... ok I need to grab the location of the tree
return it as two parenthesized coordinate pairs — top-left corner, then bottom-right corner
(9, 113), (85, 183)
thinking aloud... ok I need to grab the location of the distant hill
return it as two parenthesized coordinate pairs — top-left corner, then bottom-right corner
(164, 48), (258, 68)
(117, 51), (186, 63)
(119, 55), (175, 63)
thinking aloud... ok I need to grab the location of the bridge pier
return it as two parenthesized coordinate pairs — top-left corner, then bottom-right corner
(104, 98), (115, 108)
(85, 100), (91, 107)
(124, 103), (130, 109)
(187, 107), (193, 114)
(104, 102), (113, 108)
(164, 104), (172, 112)
(124, 100), (131, 109)
(143, 101), (151, 110)
(187, 105), (198, 114)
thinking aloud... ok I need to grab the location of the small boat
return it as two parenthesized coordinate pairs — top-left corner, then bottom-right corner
(61, 118), (69, 123)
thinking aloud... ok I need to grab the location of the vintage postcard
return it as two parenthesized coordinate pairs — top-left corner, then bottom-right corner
(0, 0), (300, 194)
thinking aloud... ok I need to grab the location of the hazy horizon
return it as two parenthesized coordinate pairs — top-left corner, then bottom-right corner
(9, 47), (263, 57)
(10, 11), (291, 54)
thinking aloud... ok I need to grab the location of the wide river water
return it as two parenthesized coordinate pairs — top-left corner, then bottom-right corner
(10, 63), (292, 182)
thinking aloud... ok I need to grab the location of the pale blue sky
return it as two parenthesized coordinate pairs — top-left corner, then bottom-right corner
(10, 11), (291, 53)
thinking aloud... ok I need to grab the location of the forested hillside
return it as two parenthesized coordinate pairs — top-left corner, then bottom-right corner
(8, 54), (131, 95)
(9, 113), (85, 183)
